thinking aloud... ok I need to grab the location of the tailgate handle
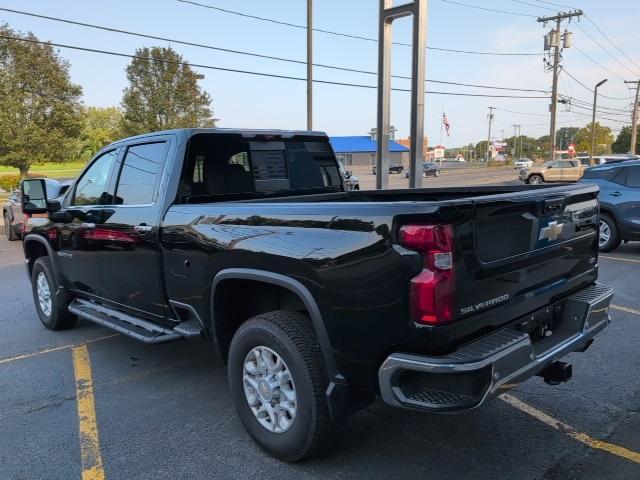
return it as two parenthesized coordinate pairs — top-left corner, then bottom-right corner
(544, 198), (565, 215)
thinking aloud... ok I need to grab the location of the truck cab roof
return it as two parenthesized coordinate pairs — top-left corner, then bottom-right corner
(109, 128), (328, 147)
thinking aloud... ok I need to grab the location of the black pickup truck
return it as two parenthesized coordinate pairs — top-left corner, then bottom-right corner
(20, 128), (613, 461)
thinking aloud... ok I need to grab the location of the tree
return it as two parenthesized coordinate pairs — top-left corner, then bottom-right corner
(555, 127), (580, 150)
(475, 140), (489, 160)
(0, 25), (82, 176)
(120, 47), (215, 136)
(574, 122), (614, 155)
(611, 125), (640, 154)
(74, 106), (122, 163)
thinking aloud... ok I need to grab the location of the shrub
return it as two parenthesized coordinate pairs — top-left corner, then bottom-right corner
(0, 175), (21, 192)
(0, 173), (48, 193)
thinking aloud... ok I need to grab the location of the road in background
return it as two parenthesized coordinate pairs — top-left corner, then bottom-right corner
(353, 164), (520, 189)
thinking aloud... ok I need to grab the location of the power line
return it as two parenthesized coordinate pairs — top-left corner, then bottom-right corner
(584, 15), (640, 72)
(562, 67), (629, 100)
(560, 68), (631, 101)
(0, 34), (549, 99)
(564, 109), (629, 124)
(575, 23), (640, 78)
(176, 0), (541, 56)
(573, 46), (626, 82)
(440, 0), (537, 17)
(510, 0), (556, 12)
(563, 96), (631, 115)
(563, 102), (630, 118)
(0, 8), (550, 93)
(495, 108), (548, 117)
(530, 0), (577, 9)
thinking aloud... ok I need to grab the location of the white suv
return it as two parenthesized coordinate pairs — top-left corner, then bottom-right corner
(514, 158), (533, 169)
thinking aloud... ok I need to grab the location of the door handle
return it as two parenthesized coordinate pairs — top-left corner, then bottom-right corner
(609, 191), (622, 197)
(134, 224), (153, 232)
(81, 222), (96, 229)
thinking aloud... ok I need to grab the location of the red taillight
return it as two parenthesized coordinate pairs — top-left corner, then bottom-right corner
(399, 224), (455, 325)
(21, 214), (31, 235)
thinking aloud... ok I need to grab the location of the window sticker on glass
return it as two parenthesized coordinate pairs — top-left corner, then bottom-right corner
(252, 151), (288, 179)
(304, 142), (331, 153)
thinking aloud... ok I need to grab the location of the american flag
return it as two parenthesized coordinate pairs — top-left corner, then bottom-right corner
(442, 112), (451, 136)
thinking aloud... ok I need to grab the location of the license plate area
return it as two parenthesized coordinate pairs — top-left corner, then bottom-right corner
(515, 301), (566, 344)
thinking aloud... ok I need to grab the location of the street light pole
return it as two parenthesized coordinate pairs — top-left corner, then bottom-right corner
(590, 78), (608, 165)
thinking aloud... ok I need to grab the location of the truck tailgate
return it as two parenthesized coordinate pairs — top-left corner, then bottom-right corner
(455, 184), (600, 330)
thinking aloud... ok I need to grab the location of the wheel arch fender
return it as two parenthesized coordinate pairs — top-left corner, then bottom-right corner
(210, 268), (339, 380)
(23, 234), (61, 283)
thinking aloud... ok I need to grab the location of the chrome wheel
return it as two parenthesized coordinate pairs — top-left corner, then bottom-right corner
(599, 220), (611, 248)
(529, 175), (542, 185)
(36, 272), (52, 317)
(243, 346), (297, 433)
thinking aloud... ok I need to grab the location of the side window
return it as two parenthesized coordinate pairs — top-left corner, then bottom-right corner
(73, 150), (118, 206)
(626, 166), (640, 188)
(547, 161), (559, 168)
(612, 168), (628, 186)
(115, 142), (166, 205)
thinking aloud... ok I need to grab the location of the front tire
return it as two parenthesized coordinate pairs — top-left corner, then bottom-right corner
(598, 213), (621, 252)
(31, 257), (76, 330)
(228, 310), (333, 462)
(528, 174), (543, 185)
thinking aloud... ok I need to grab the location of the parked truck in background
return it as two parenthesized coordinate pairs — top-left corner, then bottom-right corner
(20, 128), (613, 461)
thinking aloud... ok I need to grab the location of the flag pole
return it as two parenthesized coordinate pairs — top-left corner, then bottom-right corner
(439, 105), (444, 146)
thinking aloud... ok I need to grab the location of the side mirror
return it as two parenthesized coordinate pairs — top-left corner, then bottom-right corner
(20, 179), (48, 214)
(345, 170), (352, 178)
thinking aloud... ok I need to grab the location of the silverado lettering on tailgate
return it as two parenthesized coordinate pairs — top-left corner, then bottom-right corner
(460, 294), (510, 315)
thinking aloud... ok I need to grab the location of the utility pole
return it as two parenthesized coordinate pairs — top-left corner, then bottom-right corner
(486, 106), (495, 161)
(590, 78), (608, 165)
(538, 10), (582, 160)
(512, 124), (519, 159)
(306, 0), (313, 130)
(625, 80), (640, 155)
(519, 125), (523, 158)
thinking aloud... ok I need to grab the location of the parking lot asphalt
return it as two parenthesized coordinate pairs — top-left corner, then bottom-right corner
(1, 240), (639, 479)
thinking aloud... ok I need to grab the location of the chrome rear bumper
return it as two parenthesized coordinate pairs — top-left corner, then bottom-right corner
(379, 284), (613, 412)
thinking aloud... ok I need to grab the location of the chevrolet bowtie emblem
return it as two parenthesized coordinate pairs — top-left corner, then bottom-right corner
(539, 221), (564, 241)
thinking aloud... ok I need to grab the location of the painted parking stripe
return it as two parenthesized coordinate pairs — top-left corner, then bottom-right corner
(72, 345), (106, 480)
(610, 304), (640, 316)
(501, 394), (640, 465)
(0, 334), (119, 366)
(600, 255), (640, 264)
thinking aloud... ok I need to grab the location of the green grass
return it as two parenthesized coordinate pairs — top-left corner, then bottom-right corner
(0, 161), (86, 179)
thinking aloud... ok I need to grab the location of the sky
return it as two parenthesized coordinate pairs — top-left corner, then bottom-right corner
(2, 0), (639, 147)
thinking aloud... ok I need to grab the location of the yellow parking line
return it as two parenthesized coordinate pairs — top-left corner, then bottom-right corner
(600, 255), (640, 264)
(72, 345), (106, 480)
(501, 394), (640, 465)
(610, 304), (640, 316)
(0, 334), (119, 366)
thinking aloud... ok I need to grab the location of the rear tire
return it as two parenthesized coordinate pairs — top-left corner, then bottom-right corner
(4, 213), (18, 241)
(228, 310), (333, 462)
(598, 213), (621, 252)
(31, 257), (76, 330)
